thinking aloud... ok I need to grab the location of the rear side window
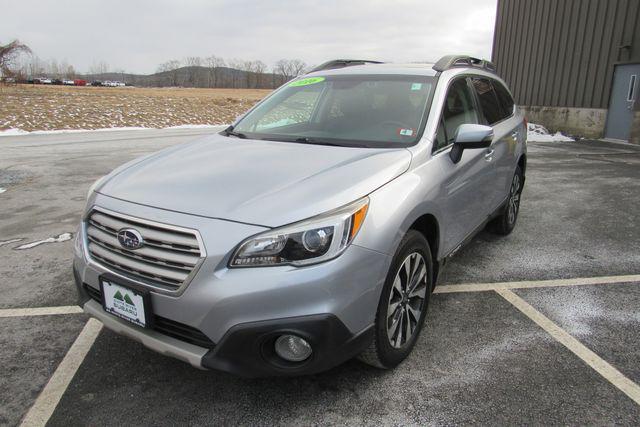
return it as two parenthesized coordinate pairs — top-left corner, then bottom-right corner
(471, 78), (507, 125)
(493, 80), (515, 118)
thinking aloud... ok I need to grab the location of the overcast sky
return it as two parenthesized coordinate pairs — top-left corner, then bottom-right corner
(1, 0), (497, 74)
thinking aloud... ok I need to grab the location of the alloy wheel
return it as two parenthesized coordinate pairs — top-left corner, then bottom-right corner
(386, 252), (428, 348)
(507, 174), (521, 225)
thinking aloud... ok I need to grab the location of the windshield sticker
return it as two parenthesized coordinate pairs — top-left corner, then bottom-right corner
(397, 128), (415, 137)
(410, 83), (423, 91)
(289, 76), (326, 87)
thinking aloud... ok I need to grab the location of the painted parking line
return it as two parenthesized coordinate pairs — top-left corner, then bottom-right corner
(12, 273), (640, 425)
(434, 274), (640, 294)
(0, 306), (83, 318)
(19, 319), (103, 427)
(497, 289), (640, 406)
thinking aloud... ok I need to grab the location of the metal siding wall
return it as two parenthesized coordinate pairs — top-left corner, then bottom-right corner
(492, 0), (640, 109)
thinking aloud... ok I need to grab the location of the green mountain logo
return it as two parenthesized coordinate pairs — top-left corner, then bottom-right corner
(114, 290), (124, 301)
(124, 294), (134, 305)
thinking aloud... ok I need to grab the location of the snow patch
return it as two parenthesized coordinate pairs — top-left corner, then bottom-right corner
(0, 124), (225, 137)
(165, 124), (224, 130)
(527, 123), (574, 142)
(0, 238), (23, 247)
(0, 128), (29, 136)
(0, 188), (6, 194)
(0, 127), (149, 136)
(14, 233), (73, 250)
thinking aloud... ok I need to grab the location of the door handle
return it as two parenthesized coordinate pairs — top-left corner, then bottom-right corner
(484, 149), (494, 161)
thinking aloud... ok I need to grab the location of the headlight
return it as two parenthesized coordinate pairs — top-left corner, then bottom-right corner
(230, 197), (369, 267)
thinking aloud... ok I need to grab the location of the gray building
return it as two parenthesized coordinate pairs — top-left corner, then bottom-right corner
(492, 0), (640, 143)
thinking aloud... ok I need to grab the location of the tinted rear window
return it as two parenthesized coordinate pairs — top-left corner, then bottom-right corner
(471, 78), (506, 125)
(493, 80), (515, 118)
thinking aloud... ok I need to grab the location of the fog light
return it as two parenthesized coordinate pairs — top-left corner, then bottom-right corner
(274, 334), (312, 362)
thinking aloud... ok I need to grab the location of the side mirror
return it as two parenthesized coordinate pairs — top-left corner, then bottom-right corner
(449, 124), (494, 164)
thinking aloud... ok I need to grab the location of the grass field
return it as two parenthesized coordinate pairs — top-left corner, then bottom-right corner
(0, 84), (271, 131)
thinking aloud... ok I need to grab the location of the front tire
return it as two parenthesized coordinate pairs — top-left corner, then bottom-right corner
(359, 230), (432, 369)
(490, 166), (523, 235)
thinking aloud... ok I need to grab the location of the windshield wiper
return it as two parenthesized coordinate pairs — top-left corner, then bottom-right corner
(293, 137), (362, 147)
(221, 125), (247, 139)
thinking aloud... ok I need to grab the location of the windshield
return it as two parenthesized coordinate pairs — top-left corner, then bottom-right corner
(232, 74), (435, 148)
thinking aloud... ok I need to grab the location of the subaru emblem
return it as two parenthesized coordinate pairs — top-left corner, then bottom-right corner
(117, 228), (144, 250)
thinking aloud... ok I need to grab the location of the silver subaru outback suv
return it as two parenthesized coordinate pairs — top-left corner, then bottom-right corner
(73, 55), (526, 377)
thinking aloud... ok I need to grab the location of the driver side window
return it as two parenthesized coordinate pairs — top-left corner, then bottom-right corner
(434, 78), (479, 151)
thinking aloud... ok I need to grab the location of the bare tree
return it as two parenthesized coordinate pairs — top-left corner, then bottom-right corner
(204, 55), (225, 88)
(184, 56), (202, 86)
(227, 58), (244, 88)
(252, 60), (266, 88)
(19, 55), (45, 78)
(89, 60), (109, 76)
(241, 60), (255, 88)
(289, 59), (307, 77)
(0, 39), (31, 77)
(274, 59), (289, 80)
(273, 59), (307, 86)
(113, 68), (126, 83)
(48, 59), (60, 78)
(157, 59), (181, 86)
(62, 63), (76, 79)
(58, 59), (76, 79)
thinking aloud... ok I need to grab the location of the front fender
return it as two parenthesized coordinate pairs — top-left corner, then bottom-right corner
(353, 167), (444, 260)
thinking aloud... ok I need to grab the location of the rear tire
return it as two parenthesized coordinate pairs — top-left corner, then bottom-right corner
(358, 230), (432, 369)
(489, 166), (523, 236)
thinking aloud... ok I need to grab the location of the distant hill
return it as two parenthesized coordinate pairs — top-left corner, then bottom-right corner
(82, 66), (288, 89)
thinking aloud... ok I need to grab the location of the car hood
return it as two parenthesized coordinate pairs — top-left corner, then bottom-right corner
(97, 134), (412, 227)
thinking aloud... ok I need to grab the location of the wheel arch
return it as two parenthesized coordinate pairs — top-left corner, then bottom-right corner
(408, 213), (441, 287)
(518, 153), (527, 183)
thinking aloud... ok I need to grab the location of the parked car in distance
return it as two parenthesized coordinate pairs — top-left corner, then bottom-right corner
(74, 79), (87, 86)
(102, 80), (126, 87)
(73, 55), (527, 377)
(63, 79), (75, 85)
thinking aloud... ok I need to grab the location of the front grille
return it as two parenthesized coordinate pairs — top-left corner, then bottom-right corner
(85, 208), (204, 293)
(84, 283), (102, 302)
(83, 284), (215, 349)
(153, 316), (216, 349)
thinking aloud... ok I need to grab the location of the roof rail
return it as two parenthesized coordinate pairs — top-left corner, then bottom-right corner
(308, 59), (384, 73)
(432, 55), (496, 73)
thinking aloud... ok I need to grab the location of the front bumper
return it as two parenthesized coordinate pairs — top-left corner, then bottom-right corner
(202, 313), (374, 377)
(74, 195), (390, 376)
(77, 275), (374, 377)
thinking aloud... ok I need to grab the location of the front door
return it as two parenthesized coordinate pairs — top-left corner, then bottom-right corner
(432, 77), (495, 255)
(605, 64), (640, 141)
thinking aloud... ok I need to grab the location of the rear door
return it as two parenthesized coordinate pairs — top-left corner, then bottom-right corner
(471, 77), (520, 210)
(432, 77), (496, 253)
(605, 64), (640, 140)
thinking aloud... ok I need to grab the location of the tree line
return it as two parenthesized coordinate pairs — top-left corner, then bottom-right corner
(153, 57), (308, 89)
(2, 39), (310, 88)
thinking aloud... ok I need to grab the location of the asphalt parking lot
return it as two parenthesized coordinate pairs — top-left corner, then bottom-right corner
(1, 129), (639, 425)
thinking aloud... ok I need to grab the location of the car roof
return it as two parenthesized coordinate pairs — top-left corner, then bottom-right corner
(305, 63), (439, 77)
